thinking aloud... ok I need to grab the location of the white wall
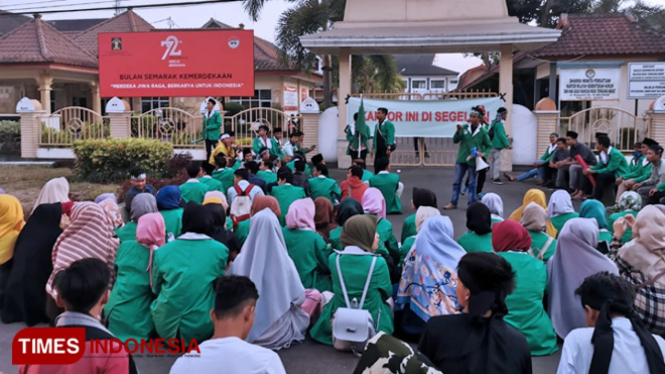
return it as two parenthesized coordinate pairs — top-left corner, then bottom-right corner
(319, 106), (339, 162)
(511, 104), (538, 165)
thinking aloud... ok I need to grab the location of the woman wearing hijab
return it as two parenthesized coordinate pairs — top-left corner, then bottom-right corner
(204, 190), (232, 228)
(457, 202), (493, 253)
(401, 187), (437, 242)
(548, 218), (618, 338)
(203, 197), (240, 260)
(228, 209), (310, 350)
(314, 197), (336, 243)
(362, 188), (399, 270)
(151, 203), (229, 344)
(481, 193), (504, 226)
(156, 186), (184, 241)
(105, 213), (166, 342)
(310, 215), (393, 345)
(282, 199), (332, 292)
(330, 198), (364, 250)
(399, 206), (440, 268)
(508, 189), (557, 237)
(98, 198), (124, 230)
(547, 190), (578, 236)
(0, 195), (24, 316)
(418, 252), (532, 374)
(608, 191), (641, 244)
(32, 177), (69, 213)
(1, 203), (62, 325)
(45, 202), (119, 321)
(612, 206), (665, 335)
(520, 202), (557, 262)
(116, 193), (158, 242)
(94, 193), (117, 204)
(580, 199), (613, 244)
(235, 195), (281, 248)
(492, 220), (557, 356)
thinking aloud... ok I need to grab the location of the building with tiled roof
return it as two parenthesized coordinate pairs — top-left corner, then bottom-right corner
(395, 54), (458, 94)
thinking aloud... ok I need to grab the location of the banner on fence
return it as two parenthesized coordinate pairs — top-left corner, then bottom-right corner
(346, 97), (503, 138)
(99, 30), (255, 97)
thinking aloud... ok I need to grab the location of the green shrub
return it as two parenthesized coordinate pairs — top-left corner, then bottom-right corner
(224, 102), (244, 116)
(73, 138), (173, 182)
(131, 114), (158, 137)
(41, 124), (73, 145)
(0, 120), (20, 155)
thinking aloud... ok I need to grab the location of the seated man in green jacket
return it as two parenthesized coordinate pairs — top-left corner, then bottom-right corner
(270, 169), (307, 226)
(179, 162), (210, 204)
(308, 164), (341, 204)
(212, 155), (237, 193)
(615, 138), (655, 204)
(505, 132), (559, 186)
(256, 159), (278, 185)
(582, 134), (629, 201)
(369, 157), (403, 214)
(199, 162), (224, 192)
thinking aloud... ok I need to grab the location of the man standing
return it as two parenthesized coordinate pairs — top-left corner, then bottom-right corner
(203, 98), (222, 162)
(582, 135), (629, 200)
(635, 144), (665, 206)
(443, 108), (492, 210)
(488, 107), (511, 185)
(346, 112), (371, 164)
(371, 107), (395, 160)
(562, 131), (598, 200)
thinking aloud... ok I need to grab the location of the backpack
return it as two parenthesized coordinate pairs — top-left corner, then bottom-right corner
(229, 184), (255, 229)
(488, 121), (498, 140)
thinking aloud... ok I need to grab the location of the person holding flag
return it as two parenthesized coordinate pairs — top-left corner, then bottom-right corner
(345, 99), (371, 164)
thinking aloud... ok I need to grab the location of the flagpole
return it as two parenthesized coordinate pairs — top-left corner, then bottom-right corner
(358, 94), (362, 159)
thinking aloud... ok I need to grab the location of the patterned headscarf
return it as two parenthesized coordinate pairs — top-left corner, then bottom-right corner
(98, 198), (124, 229)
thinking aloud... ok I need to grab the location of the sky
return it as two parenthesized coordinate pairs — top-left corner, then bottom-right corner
(0, 0), (662, 76)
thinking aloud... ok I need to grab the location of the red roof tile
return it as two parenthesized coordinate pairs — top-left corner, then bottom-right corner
(0, 15), (97, 68)
(534, 13), (665, 58)
(74, 9), (153, 56)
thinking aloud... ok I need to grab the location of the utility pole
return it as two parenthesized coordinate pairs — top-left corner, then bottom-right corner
(115, 0), (123, 15)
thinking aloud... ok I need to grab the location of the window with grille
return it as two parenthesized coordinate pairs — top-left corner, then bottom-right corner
(229, 89), (272, 110)
(141, 97), (170, 113)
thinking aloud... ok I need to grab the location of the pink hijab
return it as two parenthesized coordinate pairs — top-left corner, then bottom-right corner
(362, 188), (386, 219)
(285, 198), (316, 231)
(136, 213), (166, 287)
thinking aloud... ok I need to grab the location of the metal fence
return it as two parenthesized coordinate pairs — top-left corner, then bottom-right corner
(225, 108), (301, 149)
(131, 108), (203, 148)
(39, 107), (109, 147)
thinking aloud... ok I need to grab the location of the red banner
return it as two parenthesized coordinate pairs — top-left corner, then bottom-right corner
(99, 30), (255, 97)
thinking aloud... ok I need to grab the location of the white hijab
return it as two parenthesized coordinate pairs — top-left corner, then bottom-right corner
(547, 190), (575, 218)
(32, 177), (70, 213)
(228, 208), (306, 343)
(481, 193), (503, 218)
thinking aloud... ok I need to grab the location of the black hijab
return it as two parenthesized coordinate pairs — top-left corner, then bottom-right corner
(335, 198), (364, 226)
(204, 203), (240, 255)
(181, 202), (214, 235)
(1, 203), (63, 325)
(412, 187), (437, 208)
(466, 202), (492, 236)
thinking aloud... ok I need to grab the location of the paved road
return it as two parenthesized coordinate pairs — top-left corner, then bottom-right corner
(0, 166), (570, 374)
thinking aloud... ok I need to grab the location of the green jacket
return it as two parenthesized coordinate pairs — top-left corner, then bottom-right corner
(373, 215), (399, 264)
(160, 208), (183, 241)
(252, 136), (277, 155)
(489, 120), (510, 149)
(345, 125), (370, 156)
(270, 184), (307, 225)
(105, 240), (156, 342)
(372, 120), (395, 150)
(453, 124), (492, 166)
(271, 138), (285, 159)
(308, 176), (341, 204)
(361, 169), (373, 182)
(550, 212), (579, 238)
(286, 161), (312, 178)
(369, 172), (402, 214)
(400, 213), (416, 243)
(608, 210), (637, 244)
(179, 181), (209, 204)
(528, 231), (557, 262)
(235, 219), (250, 247)
(115, 221), (137, 243)
(457, 231), (493, 253)
(621, 155), (651, 183)
(256, 170), (278, 185)
(151, 238), (228, 343)
(398, 236), (415, 270)
(591, 147), (629, 176)
(202, 111), (222, 141)
(539, 144), (557, 163)
(212, 168), (236, 193)
(199, 176), (224, 193)
(282, 228), (332, 292)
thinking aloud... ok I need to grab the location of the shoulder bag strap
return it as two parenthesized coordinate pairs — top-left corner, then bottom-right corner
(537, 236), (554, 261)
(637, 269), (665, 289)
(336, 254), (352, 308)
(358, 256), (378, 309)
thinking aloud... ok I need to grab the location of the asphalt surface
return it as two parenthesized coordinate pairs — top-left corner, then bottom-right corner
(0, 166), (569, 374)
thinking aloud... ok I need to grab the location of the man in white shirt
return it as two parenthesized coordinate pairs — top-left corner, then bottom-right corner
(170, 276), (286, 374)
(227, 168), (264, 205)
(556, 272), (665, 374)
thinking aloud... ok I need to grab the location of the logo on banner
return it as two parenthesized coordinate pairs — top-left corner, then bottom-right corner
(111, 37), (122, 50)
(228, 37), (240, 49)
(161, 35), (182, 60)
(586, 69), (596, 79)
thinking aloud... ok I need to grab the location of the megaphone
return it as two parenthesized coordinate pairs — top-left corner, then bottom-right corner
(476, 156), (489, 171)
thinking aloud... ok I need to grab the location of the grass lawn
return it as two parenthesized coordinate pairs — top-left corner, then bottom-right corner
(0, 165), (119, 215)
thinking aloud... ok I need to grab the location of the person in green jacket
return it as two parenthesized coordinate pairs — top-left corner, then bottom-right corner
(211, 155), (236, 193)
(608, 191), (641, 244)
(583, 134), (629, 201)
(105, 213), (166, 342)
(199, 162), (224, 193)
(488, 107), (512, 184)
(457, 202), (493, 253)
(371, 107), (395, 160)
(282, 198), (332, 292)
(270, 169), (307, 226)
(202, 98), (222, 162)
(362, 188), (400, 281)
(330, 198), (364, 251)
(443, 107), (492, 210)
(179, 162), (210, 204)
(547, 190), (579, 238)
(286, 154), (312, 178)
(579, 199), (613, 244)
(310, 215), (393, 345)
(492, 220), (558, 356)
(308, 164), (341, 204)
(156, 186), (184, 241)
(520, 203), (557, 262)
(115, 193), (158, 242)
(270, 127), (285, 159)
(346, 112), (370, 164)
(505, 132), (559, 185)
(252, 125), (272, 155)
(369, 157), (403, 215)
(615, 138), (654, 204)
(353, 158), (373, 182)
(256, 159), (278, 185)
(151, 203), (229, 344)
(400, 187), (437, 242)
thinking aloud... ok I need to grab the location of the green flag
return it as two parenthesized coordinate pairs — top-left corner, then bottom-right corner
(354, 99), (370, 157)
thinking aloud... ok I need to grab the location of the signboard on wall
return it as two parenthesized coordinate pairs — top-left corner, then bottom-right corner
(346, 97), (503, 138)
(301, 88), (308, 101)
(284, 85), (298, 112)
(559, 67), (620, 101)
(628, 62), (665, 99)
(98, 30), (255, 97)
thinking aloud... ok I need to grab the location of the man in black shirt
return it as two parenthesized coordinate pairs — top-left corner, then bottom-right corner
(558, 131), (597, 199)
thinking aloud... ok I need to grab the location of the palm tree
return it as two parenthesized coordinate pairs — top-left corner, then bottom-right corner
(243, 0), (402, 108)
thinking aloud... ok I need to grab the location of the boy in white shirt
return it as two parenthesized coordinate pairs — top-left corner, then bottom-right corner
(170, 276), (286, 374)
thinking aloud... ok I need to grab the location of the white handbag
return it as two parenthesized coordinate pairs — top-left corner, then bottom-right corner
(332, 254), (378, 354)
